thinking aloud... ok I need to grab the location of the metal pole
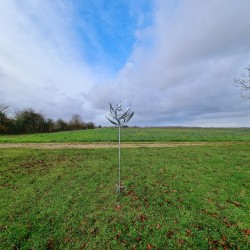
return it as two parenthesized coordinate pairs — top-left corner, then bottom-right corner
(118, 125), (121, 193)
(105, 101), (134, 196)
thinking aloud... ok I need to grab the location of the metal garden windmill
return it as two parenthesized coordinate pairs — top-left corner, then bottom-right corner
(105, 100), (134, 195)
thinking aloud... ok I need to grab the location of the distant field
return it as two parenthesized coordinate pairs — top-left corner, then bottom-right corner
(0, 127), (250, 143)
(0, 144), (249, 249)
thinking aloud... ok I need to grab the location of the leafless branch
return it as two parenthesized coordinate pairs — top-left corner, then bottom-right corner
(234, 67), (250, 99)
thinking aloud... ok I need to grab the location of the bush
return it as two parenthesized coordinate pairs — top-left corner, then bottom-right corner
(15, 109), (47, 134)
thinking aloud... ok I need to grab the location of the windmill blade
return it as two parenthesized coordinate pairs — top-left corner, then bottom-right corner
(105, 115), (118, 125)
(105, 114), (120, 125)
(124, 111), (134, 123)
(110, 113), (120, 124)
(120, 105), (131, 119)
(109, 103), (115, 115)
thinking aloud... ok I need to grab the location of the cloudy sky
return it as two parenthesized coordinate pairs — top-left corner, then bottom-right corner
(0, 0), (250, 127)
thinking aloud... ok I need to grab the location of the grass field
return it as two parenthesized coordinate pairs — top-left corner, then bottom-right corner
(0, 128), (250, 249)
(0, 127), (250, 143)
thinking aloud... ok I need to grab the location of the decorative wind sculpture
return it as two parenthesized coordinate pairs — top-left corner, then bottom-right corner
(105, 100), (134, 195)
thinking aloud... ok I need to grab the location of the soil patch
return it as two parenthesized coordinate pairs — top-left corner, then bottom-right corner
(0, 142), (234, 149)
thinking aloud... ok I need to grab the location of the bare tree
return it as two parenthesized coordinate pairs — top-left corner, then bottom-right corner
(0, 104), (8, 114)
(69, 114), (86, 130)
(234, 67), (250, 99)
(55, 119), (69, 131)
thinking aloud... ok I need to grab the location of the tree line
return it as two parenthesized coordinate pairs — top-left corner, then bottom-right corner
(0, 104), (95, 134)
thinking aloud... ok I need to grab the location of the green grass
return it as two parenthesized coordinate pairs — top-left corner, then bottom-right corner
(1, 143), (249, 249)
(0, 127), (250, 143)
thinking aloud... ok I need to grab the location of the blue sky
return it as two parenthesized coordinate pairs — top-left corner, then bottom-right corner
(68, 0), (155, 74)
(72, 0), (153, 72)
(0, 0), (250, 127)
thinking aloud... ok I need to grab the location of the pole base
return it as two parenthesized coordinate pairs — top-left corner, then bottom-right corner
(115, 183), (126, 196)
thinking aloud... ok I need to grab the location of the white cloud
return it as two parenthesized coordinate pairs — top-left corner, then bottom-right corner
(1, 0), (250, 127)
(90, 0), (250, 127)
(0, 0), (97, 120)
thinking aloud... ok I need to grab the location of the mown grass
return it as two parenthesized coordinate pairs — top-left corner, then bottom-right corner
(1, 143), (249, 249)
(0, 127), (250, 143)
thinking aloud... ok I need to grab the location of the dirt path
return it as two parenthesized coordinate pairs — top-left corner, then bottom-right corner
(0, 142), (235, 149)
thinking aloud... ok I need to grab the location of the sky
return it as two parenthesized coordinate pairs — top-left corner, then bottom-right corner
(0, 0), (250, 127)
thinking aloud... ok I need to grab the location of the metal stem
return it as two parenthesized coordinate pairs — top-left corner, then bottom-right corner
(105, 101), (134, 196)
(118, 125), (121, 192)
